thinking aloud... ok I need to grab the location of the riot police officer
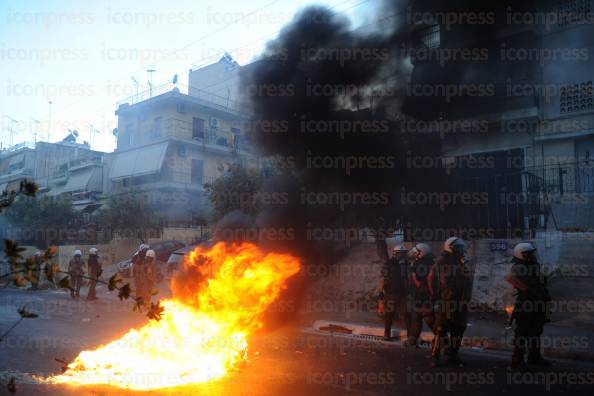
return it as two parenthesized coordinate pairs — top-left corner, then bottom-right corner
(381, 245), (409, 340)
(428, 237), (471, 367)
(132, 244), (150, 305)
(505, 242), (551, 369)
(86, 248), (102, 301)
(406, 243), (436, 347)
(68, 250), (85, 299)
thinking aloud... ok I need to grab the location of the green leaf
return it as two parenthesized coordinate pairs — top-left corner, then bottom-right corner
(146, 301), (165, 321)
(108, 274), (122, 291)
(118, 283), (131, 301)
(4, 240), (26, 262)
(20, 180), (38, 196)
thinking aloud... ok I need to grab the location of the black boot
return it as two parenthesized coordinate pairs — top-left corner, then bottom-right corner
(447, 350), (464, 366)
(527, 337), (551, 366)
(431, 355), (440, 368)
(511, 346), (527, 371)
(528, 349), (551, 366)
(447, 335), (464, 366)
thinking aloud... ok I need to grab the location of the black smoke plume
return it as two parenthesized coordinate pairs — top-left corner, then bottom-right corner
(236, 1), (447, 264)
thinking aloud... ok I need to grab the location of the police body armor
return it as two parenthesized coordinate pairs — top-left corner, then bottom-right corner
(510, 257), (550, 324)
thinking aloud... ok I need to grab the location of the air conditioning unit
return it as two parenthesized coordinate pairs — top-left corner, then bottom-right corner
(209, 117), (220, 129)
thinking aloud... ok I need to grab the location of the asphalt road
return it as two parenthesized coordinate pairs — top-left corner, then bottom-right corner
(1, 288), (594, 396)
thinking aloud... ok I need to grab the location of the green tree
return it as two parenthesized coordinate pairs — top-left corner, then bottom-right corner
(3, 195), (81, 244)
(204, 163), (265, 222)
(95, 192), (162, 242)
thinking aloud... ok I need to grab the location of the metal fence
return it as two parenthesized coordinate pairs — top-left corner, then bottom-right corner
(525, 162), (594, 195)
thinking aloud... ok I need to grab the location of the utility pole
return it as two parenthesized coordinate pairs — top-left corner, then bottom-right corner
(48, 100), (53, 142)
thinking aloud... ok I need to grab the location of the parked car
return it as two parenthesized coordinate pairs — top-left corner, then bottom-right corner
(116, 240), (186, 278)
(166, 245), (197, 274)
(166, 239), (214, 274)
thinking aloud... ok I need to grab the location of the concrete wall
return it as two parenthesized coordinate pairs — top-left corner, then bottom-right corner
(302, 233), (594, 325)
(470, 233), (594, 322)
(117, 99), (245, 150)
(56, 239), (138, 272)
(188, 57), (243, 110)
(152, 226), (210, 245)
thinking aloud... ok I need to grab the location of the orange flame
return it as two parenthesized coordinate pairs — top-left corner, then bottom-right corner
(48, 242), (300, 390)
(505, 305), (514, 317)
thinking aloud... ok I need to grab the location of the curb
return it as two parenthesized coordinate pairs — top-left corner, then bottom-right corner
(311, 320), (594, 363)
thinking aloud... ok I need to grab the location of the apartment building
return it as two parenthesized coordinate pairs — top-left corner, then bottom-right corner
(404, 0), (594, 236)
(111, 58), (254, 226)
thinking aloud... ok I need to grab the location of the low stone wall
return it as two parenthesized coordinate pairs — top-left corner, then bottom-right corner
(467, 233), (594, 329)
(56, 239), (138, 272)
(156, 226), (210, 245)
(303, 234), (594, 324)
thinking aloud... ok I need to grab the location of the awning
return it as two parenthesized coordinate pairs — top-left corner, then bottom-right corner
(63, 168), (94, 193)
(47, 168), (94, 196)
(110, 142), (168, 180)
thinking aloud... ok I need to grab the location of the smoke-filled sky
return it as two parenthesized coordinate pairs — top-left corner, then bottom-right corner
(0, 0), (376, 152)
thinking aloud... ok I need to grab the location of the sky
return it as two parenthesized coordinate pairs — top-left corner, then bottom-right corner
(0, 0), (375, 153)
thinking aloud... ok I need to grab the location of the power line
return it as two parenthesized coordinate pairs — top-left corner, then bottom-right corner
(16, 0), (390, 149)
(27, 0), (371, 134)
(44, 0), (290, 120)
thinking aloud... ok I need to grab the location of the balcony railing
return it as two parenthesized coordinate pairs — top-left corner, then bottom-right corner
(156, 117), (251, 151)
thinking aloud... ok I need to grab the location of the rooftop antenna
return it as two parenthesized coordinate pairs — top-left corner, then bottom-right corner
(147, 68), (156, 97)
(30, 117), (40, 144)
(131, 77), (140, 99)
(3, 115), (18, 147)
(88, 124), (100, 149)
(48, 100), (53, 142)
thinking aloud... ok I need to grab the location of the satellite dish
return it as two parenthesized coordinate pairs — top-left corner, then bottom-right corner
(112, 128), (118, 136)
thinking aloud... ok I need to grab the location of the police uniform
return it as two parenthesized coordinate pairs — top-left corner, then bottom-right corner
(68, 256), (85, 298)
(382, 255), (408, 338)
(142, 257), (156, 305)
(132, 251), (147, 303)
(509, 256), (550, 366)
(407, 254), (435, 345)
(87, 254), (102, 300)
(430, 251), (471, 365)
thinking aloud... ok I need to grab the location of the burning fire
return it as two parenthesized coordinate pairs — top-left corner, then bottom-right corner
(48, 242), (300, 390)
(505, 305), (514, 317)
